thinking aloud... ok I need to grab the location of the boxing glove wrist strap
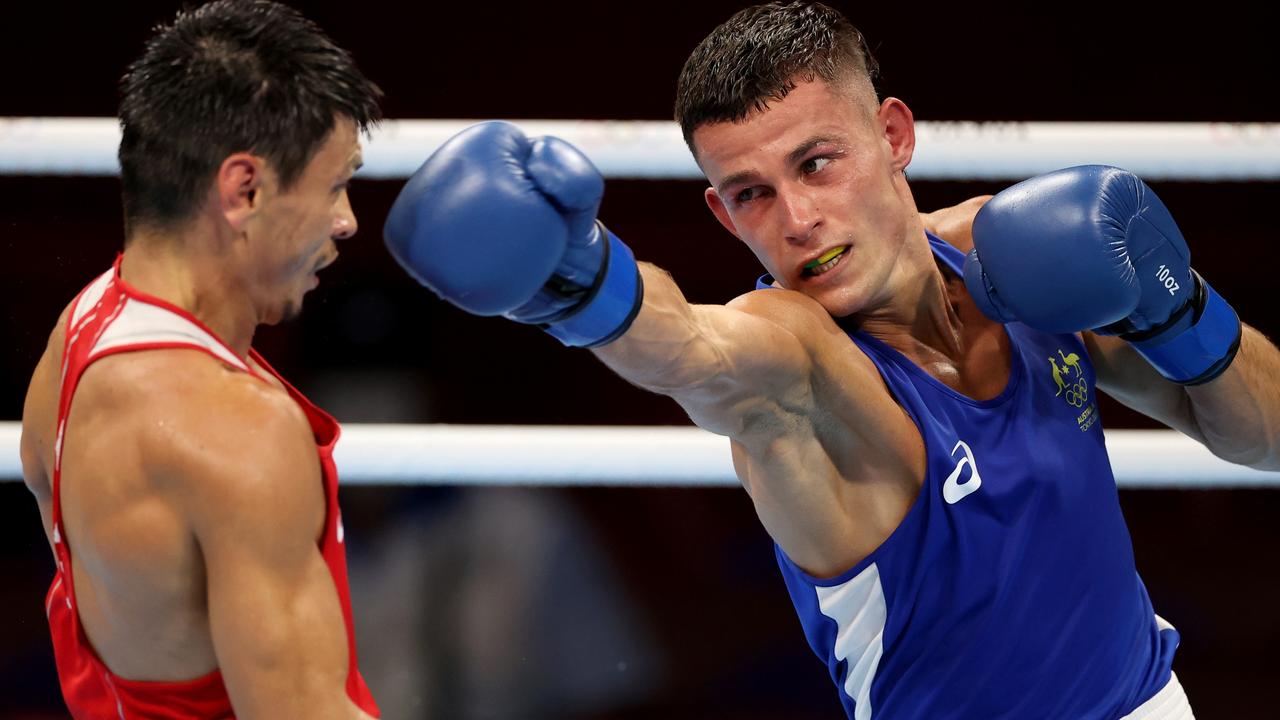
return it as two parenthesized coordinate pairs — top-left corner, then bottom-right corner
(1127, 271), (1242, 386)
(544, 223), (644, 348)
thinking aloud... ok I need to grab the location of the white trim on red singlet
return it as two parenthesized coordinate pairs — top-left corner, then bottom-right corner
(91, 297), (249, 371)
(71, 269), (114, 328)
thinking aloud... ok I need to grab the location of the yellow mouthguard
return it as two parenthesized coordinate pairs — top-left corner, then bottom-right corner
(805, 247), (845, 270)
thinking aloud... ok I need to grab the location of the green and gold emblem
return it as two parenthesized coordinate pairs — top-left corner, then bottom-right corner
(1048, 349), (1097, 432)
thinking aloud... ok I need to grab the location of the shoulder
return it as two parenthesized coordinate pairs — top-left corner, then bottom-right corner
(712, 289), (894, 424)
(727, 286), (834, 326)
(95, 351), (320, 532)
(920, 195), (993, 254)
(725, 287), (854, 351)
(726, 288), (876, 373)
(704, 287), (852, 382)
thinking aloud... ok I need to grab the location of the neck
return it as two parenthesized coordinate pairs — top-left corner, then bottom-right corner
(857, 224), (966, 365)
(851, 229), (1011, 399)
(861, 268), (965, 366)
(119, 227), (258, 358)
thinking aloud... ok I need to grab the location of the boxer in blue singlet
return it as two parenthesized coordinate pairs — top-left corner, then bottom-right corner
(381, 3), (1280, 717)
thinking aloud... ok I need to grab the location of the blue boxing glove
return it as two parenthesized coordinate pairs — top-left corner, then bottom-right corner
(383, 121), (643, 347)
(964, 165), (1241, 385)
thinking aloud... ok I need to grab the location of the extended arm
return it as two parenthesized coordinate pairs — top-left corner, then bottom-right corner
(592, 263), (814, 436)
(380, 121), (940, 574)
(382, 121), (815, 437)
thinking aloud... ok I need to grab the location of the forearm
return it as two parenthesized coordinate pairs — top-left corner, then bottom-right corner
(592, 262), (727, 395)
(1184, 324), (1280, 469)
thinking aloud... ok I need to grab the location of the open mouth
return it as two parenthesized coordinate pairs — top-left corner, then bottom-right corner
(801, 245), (849, 278)
(313, 255), (337, 274)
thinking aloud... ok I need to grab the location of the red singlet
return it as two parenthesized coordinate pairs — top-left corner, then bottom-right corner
(46, 258), (379, 718)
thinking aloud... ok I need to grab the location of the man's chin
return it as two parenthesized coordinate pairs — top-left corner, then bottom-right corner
(261, 298), (303, 326)
(809, 287), (864, 319)
(281, 300), (302, 323)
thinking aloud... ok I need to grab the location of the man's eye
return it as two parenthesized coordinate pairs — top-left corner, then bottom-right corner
(802, 156), (831, 174)
(735, 187), (758, 204)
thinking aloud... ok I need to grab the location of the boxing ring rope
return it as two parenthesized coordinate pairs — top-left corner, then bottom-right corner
(0, 422), (1274, 488)
(2, 118), (1280, 180)
(2, 120), (1277, 489)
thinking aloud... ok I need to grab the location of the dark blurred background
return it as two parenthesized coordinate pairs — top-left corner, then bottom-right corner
(3, 1), (1279, 718)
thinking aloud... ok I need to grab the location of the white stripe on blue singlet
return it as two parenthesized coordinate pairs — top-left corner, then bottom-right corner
(815, 563), (888, 720)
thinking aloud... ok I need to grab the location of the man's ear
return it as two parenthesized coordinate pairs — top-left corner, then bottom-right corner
(704, 186), (741, 239)
(878, 97), (916, 174)
(216, 152), (264, 232)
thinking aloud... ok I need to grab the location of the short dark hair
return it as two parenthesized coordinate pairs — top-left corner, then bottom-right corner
(674, 1), (879, 154)
(118, 0), (382, 235)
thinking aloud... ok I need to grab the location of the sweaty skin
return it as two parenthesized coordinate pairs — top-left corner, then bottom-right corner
(593, 80), (1011, 576)
(21, 120), (377, 719)
(594, 78), (1280, 579)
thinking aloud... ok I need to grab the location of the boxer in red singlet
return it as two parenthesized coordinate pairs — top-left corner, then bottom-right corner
(18, 1), (383, 717)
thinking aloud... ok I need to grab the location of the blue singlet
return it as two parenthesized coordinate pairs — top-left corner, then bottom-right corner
(763, 234), (1178, 719)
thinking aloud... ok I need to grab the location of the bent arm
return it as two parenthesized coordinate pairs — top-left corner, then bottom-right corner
(920, 195), (992, 253)
(1086, 324), (1280, 470)
(176, 385), (374, 719)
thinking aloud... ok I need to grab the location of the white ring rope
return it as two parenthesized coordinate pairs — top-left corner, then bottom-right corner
(0, 422), (1274, 488)
(1, 118), (1279, 180)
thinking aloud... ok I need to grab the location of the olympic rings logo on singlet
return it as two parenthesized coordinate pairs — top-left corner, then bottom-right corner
(1048, 348), (1098, 431)
(1064, 378), (1089, 408)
